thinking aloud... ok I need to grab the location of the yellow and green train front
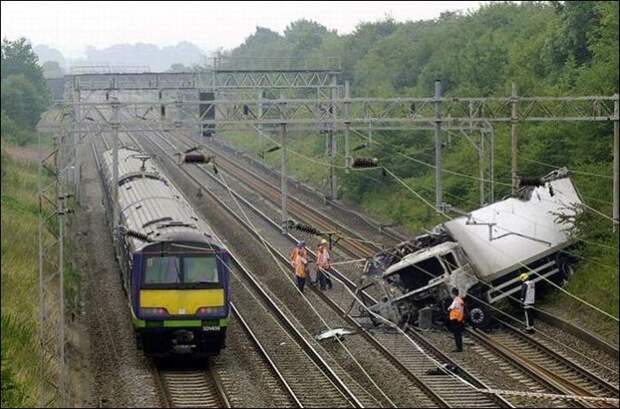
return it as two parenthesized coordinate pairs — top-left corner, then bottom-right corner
(131, 242), (230, 357)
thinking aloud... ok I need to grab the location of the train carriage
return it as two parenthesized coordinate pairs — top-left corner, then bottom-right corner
(98, 146), (229, 356)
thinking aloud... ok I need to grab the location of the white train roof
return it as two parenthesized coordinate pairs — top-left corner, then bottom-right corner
(101, 147), (220, 252)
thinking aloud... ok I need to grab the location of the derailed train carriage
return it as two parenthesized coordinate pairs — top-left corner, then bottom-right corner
(98, 146), (230, 356)
(362, 168), (582, 329)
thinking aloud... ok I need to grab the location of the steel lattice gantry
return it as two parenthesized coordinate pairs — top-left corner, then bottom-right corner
(43, 92), (619, 221)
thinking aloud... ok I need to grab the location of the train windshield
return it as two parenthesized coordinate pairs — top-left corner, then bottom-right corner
(143, 255), (219, 286)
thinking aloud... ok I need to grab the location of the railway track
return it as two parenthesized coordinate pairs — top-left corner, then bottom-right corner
(96, 114), (617, 408)
(468, 321), (619, 407)
(93, 135), (363, 408)
(197, 139), (385, 258)
(210, 137), (409, 244)
(170, 128), (620, 407)
(206, 136), (619, 358)
(185, 131), (620, 407)
(119, 123), (512, 408)
(155, 367), (229, 408)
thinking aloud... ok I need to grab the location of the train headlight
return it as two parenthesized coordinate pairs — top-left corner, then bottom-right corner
(196, 306), (220, 316)
(141, 307), (169, 317)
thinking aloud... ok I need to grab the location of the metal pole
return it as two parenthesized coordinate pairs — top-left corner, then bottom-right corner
(344, 80), (351, 170)
(613, 94), (619, 229)
(329, 74), (338, 199)
(37, 130), (45, 409)
(111, 98), (120, 238)
(57, 170), (65, 408)
(511, 82), (519, 195)
(480, 130), (485, 206)
(258, 90), (263, 155)
(434, 79), (443, 211)
(280, 122), (288, 234)
(73, 87), (81, 205)
(489, 125), (495, 203)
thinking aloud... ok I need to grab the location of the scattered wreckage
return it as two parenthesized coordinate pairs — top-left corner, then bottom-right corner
(361, 168), (582, 329)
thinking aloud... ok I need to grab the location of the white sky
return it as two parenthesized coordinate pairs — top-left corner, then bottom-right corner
(1, 1), (486, 58)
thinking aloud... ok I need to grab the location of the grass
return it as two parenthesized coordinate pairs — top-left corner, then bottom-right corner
(220, 130), (619, 342)
(1, 148), (47, 407)
(1, 140), (82, 407)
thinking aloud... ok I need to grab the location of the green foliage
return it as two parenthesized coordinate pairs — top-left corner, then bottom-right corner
(41, 60), (64, 78)
(1, 314), (31, 408)
(1, 150), (48, 408)
(1, 37), (50, 130)
(0, 110), (37, 146)
(222, 3), (619, 329)
(1, 75), (48, 129)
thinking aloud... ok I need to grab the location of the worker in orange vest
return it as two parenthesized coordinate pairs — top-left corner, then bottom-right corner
(315, 239), (333, 290)
(447, 287), (465, 352)
(290, 241), (308, 293)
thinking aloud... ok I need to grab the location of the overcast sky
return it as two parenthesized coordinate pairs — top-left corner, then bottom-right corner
(1, 1), (486, 58)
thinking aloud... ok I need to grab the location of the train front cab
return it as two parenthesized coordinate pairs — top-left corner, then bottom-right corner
(130, 241), (230, 357)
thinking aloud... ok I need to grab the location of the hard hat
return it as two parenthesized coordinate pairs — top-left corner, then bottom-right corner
(320, 239), (328, 245)
(519, 273), (529, 282)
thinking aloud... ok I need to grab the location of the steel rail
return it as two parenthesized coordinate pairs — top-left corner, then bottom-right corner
(120, 129), (365, 408)
(230, 302), (303, 408)
(134, 123), (511, 408)
(534, 308), (619, 360)
(202, 133), (620, 395)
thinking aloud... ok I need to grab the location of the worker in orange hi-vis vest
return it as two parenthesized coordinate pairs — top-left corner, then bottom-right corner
(447, 287), (465, 352)
(290, 241), (309, 293)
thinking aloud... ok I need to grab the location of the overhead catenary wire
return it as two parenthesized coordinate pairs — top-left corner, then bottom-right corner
(353, 128), (616, 223)
(236, 123), (619, 275)
(125, 119), (382, 407)
(347, 129), (618, 251)
(218, 117), (618, 320)
(123, 110), (617, 402)
(521, 157), (614, 180)
(210, 155), (398, 408)
(188, 126), (618, 405)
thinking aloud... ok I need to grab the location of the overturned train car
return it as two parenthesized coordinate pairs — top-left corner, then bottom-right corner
(98, 146), (230, 356)
(363, 168), (582, 328)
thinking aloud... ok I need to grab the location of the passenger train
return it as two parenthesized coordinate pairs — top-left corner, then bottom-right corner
(98, 146), (230, 356)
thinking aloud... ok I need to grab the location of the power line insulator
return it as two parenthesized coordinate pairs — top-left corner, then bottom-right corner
(265, 146), (281, 154)
(293, 222), (322, 236)
(352, 157), (379, 168)
(183, 153), (213, 164)
(125, 229), (152, 242)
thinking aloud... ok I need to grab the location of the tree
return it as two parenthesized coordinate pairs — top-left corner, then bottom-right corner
(1, 38), (47, 89)
(1, 38), (50, 130)
(41, 60), (64, 78)
(284, 20), (333, 61)
(1, 74), (47, 128)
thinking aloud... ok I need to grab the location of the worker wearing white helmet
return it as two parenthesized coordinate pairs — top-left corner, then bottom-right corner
(519, 273), (536, 333)
(316, 238), (333, 291)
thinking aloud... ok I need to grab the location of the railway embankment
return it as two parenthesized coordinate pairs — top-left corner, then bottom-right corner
(1, 143), (78, 407)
